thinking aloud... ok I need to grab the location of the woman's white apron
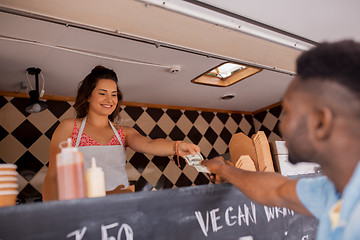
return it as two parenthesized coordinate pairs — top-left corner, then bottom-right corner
(75, 117), (128, 190)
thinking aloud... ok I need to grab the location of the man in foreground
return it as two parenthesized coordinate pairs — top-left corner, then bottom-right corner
(202, 40), (360, 239)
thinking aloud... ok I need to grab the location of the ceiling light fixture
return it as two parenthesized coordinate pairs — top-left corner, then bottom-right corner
(192, 62), (261, 87)
(25, 67), (47, 113)
(220, 94), (235, 100)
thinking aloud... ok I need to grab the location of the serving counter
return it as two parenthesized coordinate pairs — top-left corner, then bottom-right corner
(0, 183), (317, 240)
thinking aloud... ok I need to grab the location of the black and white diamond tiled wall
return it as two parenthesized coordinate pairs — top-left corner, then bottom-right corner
(253, 105), (283, 143)
(0, 95), (282, 203)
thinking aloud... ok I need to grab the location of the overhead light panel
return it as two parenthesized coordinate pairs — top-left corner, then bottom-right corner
(191, 62), (262, 87)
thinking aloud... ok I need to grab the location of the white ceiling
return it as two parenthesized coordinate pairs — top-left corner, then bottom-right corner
(199, 0), (360, 43)
(0, 0), (359, 113)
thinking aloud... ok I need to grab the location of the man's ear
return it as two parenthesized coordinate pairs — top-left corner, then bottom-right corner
(310, 107), (333, 140)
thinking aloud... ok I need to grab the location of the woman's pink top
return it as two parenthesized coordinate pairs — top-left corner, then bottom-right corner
(71, 119), (126, 147)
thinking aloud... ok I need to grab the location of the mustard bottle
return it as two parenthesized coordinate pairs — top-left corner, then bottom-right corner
(85, 158), (106, 198)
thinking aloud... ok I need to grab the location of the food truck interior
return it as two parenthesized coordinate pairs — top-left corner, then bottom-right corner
(0, 0), (359, 203)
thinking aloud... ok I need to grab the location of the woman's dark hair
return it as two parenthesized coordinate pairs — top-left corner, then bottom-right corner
(73, 65), (123, 121)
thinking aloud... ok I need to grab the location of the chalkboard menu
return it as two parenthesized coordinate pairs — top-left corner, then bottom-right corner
(0, 183), (318, 239)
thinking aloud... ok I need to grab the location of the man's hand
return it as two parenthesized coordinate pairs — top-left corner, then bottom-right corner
(201, 156), (227, 183)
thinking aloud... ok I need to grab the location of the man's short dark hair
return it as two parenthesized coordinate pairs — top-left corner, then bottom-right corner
(296, 40), (360, 99)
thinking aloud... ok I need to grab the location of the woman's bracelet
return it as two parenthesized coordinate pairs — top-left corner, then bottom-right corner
(171, 141), (184, 167)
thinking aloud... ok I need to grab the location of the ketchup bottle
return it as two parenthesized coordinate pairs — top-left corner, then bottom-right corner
(56, 138), (86, 200)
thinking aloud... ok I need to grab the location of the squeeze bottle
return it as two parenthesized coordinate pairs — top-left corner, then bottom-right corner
(56, 138), (86, 200)
(85, 158), (106, 198)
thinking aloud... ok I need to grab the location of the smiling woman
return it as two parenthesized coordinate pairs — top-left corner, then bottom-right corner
(87, 79), (119, 118)
(42, 65), (201, 201)
(73, 66), (123, 122)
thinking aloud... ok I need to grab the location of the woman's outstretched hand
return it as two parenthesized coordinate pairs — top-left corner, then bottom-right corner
(177, 142), (200, 156)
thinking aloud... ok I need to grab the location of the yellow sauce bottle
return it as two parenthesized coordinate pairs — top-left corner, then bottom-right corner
(85, 157), (106, 198)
